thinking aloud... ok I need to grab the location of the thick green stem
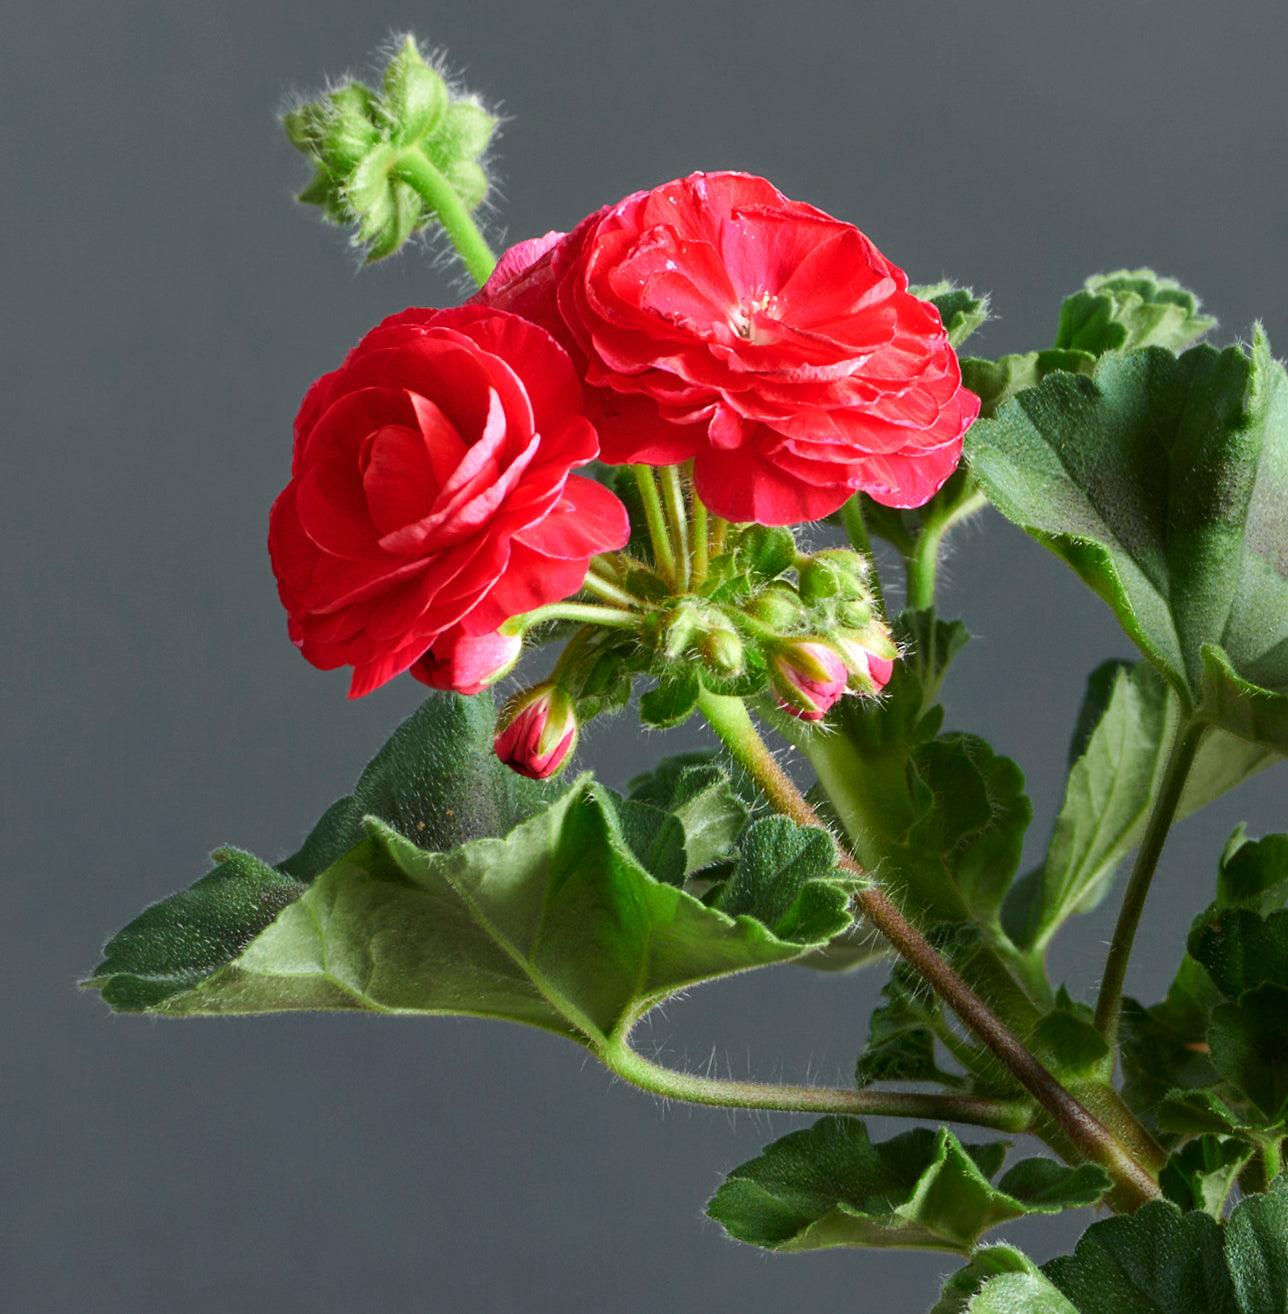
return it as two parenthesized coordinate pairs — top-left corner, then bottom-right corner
(392, 150), (497, 286)
(603, 1036), (1031, 1130)
(632, 466), (678, 586)
(697, 690), (1161, 1207)
(1094, 718), (1206, 1042)
(906, 490), (988, 611)
(659, 465), (691, 591)
(839, 497), (886, 612)
(502, 602), (638, 634)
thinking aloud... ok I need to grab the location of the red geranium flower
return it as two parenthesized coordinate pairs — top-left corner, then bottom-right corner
(480, 172), (979, 525)
(269, 306), (629, 697)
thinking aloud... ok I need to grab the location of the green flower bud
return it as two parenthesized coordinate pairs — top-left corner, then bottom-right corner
(699, 625), (745, 677)
(799, 549), (871, 604)
(747, 582), (808, 631)
(284, 35), (498, 268)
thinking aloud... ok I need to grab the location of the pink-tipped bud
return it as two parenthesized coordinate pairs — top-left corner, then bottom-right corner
(770, 641), (849, 722)
(494, 685), (578, 779)
(833, 628), (898, 695)
(413, 629), (523, 696)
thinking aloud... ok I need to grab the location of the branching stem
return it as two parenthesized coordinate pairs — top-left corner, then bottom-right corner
(603, 1036), (1032, 1130)
(696, 688), (1162, 1207)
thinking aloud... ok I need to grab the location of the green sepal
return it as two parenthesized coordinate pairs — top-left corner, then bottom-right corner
(639, 670), (700, 727)
(706, 1118), (1107, 1255)
(966, 333), (1288, 753)
(911, 281), (991, 349)
(736, 524), (796, 582)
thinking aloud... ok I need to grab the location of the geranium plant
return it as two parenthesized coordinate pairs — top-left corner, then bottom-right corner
(88, 36), (1288, 1310)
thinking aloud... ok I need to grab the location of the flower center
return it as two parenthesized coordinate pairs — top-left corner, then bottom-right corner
(730, 290), (778, 343)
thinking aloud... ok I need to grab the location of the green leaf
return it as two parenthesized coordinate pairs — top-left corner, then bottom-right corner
(1160, 1135), (1254, 1216)
(612, 764), (748, 884)
(706, 1119), (1103, 1255)
(1055, 270), (1216, 356)
(1191, 908), (1288, 999)
(962, 349), (1096, 419)
(1210, 986), (1288, 1122)
(1226, 1179), (1288, 1311)
(899, 733), (1032, 925)
(1005, 663), (1275, 952)
(911, 281), (991, 349)
(90, 693), (553, 1011)
(856, 961), (957, 1087)
(1218, 832), (1288, 913)
(966, 334), (1288, 752)
(708, 817), (852, 943)
(91, 780), (841, 1039)
(936, 1246), (1077, 1314)
(1028, 989), (1113, 1083)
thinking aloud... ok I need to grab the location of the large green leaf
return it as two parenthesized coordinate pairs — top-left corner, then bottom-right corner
(1006, 663), (1276, 952)
(90, 780), (845, 1044)
(940, 1181), (1288, 1313)
(706, 1118), (1106, 1255)
(90, 693), (554, 1011)
(966, 334), (1288, 752)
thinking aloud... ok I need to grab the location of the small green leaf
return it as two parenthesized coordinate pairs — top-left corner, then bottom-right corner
(967, 334), (1288, 752)
(709, 817), (852, 943)
(92, 780), (839, 1038)
(1056, 270), (1216, 356)
(962, 349), (1096, 419)
(1160, 1135), (1254, 1216)
(707, 1119), (1102, 1255)
(1191, 908), (1288, 999)
(1028, 990), (1113, 1083)
(1218, 832), (1288, 914)
(936, 1246), (1076, 1314)
(856, 961), (957, 1087)
(911, 281), (991, 349)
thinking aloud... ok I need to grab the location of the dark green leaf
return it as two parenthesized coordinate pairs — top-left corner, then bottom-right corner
(856, 961), (956, 1087)
(1225, 1178), (1288, 1311)
(90, 694), (552, 1011)
(962, 349), (1096, 419)
(91, 781), (837, 1039)
(1191, 909), (1288, 999)
(1028, 990), (1113, 1084)
(639, 670), (700, 728)
(1160, 1136), (1253, 1216)
(966, 335), (1288, 751)
(936, 1246), (1076, 1314)
(1218, 832), (1288, 914)
(1210, 986), (1288, 1121)
(706, 1119), (1097, 1255)
(709, 817), (852, 943)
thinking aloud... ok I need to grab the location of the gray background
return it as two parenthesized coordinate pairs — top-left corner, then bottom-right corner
(6, 1), (1286, 1310)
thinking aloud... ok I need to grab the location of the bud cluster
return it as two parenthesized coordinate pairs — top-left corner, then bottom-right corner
(284, 36), (497, 263)
(489, 524), (898, 778)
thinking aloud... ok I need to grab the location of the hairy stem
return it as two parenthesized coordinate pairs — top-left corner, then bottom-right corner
(839, 497), (885, 612)
(709, 516), (730, 559)
(392, 150), (496, 286)
(1094, 718), (1206, 1042)
(603, 1036), (1032, 1130)
(502, 602), (639, 633)
(1264, 1137), (1283, 1184)
(905, 490), (988, 610)
(632, 466), (678, 585)
(659, 465), (691, 591)
(581, 568), (638, 610)
(697, 689), (1162, 1207)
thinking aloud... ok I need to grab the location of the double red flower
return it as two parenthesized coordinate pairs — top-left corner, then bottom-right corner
(270, 173), (978, 696)
(480, 172), (979, 524)
(269, 306), (628, 697)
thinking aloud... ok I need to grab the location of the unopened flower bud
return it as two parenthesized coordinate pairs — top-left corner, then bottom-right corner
(284, 35), (498, 263)
(770, 641), (849, 722)
(494, 685), (578, 779)
(700, 625), (745, 677)
(799, 549), (871, 604)
(413, 629), (522, 696)
(833, 627), (899, 695)
(748, 582), (808, 631)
